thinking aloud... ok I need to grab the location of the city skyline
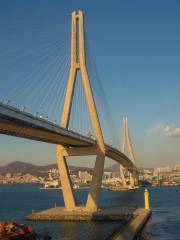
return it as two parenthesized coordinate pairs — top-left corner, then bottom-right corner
(0, 0), (180, 168)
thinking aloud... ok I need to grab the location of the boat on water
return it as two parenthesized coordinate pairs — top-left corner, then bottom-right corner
(0, 222), (51, 240)
(73, 184), (79, 189)
(108, 185), (140, 191)
(128, 185), (140, 190)
(41, 181), (80, 190)
(40, 180), (61, 189)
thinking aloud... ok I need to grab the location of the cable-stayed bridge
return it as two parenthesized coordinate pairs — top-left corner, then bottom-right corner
(0, 11), (138, 211)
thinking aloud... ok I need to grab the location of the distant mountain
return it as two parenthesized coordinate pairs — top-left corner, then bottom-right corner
(105, 164), (119, 172)
(104, 164), (153, 172)
(0, 161), (120, 177)
(0, 161), (94, 176)
(0, 161), (56, 176)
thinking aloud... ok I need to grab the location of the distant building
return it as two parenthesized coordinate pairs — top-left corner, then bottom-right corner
(154, 166), (172, 174)
(5, 173), (12, 178)
(78, 171), (92, 182)
(103, 172), (112, 179)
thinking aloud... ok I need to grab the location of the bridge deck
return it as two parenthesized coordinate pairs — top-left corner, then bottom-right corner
(0, 103), (135, 169)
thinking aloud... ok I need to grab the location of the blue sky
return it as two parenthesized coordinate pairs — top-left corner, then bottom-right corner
(0, 0), (180, 168)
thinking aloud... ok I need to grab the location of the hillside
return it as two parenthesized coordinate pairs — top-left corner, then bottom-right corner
(0, 161), (119, 176)
(0, 161), (95, 176)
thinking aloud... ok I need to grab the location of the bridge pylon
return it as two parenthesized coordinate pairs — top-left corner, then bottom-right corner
(56, 11), (105, 211)
(120, 117), (139, 188)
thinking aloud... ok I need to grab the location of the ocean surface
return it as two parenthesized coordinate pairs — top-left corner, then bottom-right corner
(0, 184), (180, 240)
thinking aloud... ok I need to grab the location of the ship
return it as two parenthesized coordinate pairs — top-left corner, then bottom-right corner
(40, 180), (60, 189)
(41, 181), (80, 190)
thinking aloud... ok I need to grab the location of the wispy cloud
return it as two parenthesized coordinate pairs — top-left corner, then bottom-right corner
(147, 123), (180, 138)
(165, 127), (180, 137)
(147, 123), (165, 135)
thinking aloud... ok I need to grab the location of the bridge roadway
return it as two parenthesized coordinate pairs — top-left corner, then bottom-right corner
(0, 102), (136, 171)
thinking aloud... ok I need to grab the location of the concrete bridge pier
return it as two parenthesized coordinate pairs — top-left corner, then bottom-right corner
(56, 145), (77, 209)
(56, 145), (105, 211)
(121, 117), (139, 189)
(86, 147), (105, 211)
(120, 164), (128, 188)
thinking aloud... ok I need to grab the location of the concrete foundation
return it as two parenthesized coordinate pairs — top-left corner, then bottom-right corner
(26, 207), (152, 240)
(26, 207), (151, 222)
(25, 206), (136, 221)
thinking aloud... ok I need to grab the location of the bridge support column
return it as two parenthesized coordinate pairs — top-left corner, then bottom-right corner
(129, 172), (135, 188)
(86, 149), (105, 211)
(59, 145), (105, 210)
(56, 11), (105, 211)
(56, 145), (77, 209)
(121, 117), (138, 188)
(120, 165), (128, 188)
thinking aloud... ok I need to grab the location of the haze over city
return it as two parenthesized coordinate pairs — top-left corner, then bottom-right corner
(0, 0), (180, 168)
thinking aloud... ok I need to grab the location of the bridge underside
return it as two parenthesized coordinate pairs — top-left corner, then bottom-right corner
(0, 103), (94, 147)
